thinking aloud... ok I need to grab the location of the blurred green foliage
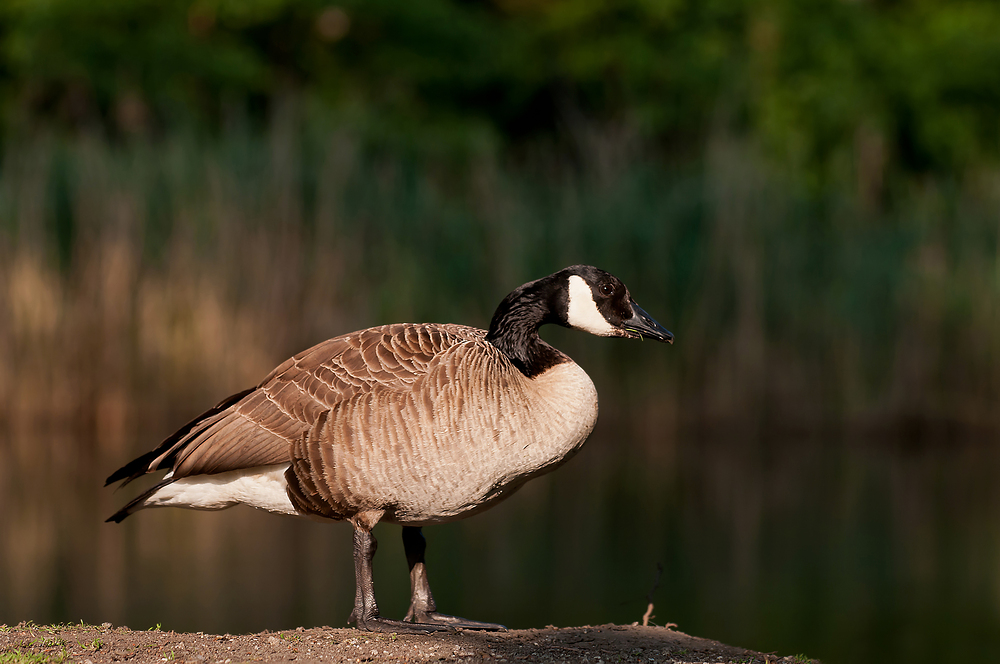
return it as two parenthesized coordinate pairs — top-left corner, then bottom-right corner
(1, 0), (998, 433)
(2, 0), (1000, 180)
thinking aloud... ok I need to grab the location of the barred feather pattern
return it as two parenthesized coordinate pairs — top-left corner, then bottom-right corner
(124, 323), (599, 525)
(285, 334), (599, 525)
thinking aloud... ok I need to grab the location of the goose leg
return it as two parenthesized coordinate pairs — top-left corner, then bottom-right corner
(402, 526), (506, 631)
(349, 526), (447, 633)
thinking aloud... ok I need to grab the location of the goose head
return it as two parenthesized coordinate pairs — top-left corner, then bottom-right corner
(487, 265), (673, 377)
(560, 265), (674, 343)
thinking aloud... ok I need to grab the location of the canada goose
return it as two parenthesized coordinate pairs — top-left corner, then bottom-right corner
(106, 264), (673, 632)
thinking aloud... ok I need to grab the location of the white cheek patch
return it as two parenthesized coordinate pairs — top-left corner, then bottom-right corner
(566, 275), (616, 336)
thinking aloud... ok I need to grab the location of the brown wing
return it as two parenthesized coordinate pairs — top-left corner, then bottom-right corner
(105, 323), (487, 485)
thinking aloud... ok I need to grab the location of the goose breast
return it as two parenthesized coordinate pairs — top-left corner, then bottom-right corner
(286, 325), (599, 525)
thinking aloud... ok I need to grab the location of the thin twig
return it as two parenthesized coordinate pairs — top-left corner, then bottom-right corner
(642, 562), (663, 626)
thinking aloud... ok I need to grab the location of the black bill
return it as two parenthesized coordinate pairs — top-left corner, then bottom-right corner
(621, 301), (674, 344)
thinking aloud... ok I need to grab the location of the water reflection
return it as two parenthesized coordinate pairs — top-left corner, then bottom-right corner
(1, 422), (998, 664)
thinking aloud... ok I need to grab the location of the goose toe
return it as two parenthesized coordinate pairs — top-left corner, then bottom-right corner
(405, 609), (507, 631)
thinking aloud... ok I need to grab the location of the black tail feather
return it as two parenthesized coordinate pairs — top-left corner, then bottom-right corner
(104, 387), (255, 487)
(104, 448), (164, 487)
(105, 479), (176, 522)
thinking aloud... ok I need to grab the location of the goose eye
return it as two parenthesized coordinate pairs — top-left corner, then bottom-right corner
(599, 283), (614, 297)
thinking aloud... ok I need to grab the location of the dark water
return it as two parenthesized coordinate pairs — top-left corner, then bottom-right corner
(1, 423), (998, 664)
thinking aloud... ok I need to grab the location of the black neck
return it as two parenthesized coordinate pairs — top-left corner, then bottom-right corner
(485, 276), (568, 378)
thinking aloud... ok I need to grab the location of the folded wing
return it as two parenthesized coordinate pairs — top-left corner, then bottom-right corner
(105, 324), (486, 487)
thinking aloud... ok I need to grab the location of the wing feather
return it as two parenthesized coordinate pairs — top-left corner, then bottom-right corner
(106, 323), (487, 488)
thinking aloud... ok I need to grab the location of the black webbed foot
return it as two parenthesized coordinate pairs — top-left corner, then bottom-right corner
(354, 615), (451, 634)
(404, 607), (507, 631)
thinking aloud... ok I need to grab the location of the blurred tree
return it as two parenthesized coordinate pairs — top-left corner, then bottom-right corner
(0, 0), (998, 181)
(749, 0), (1000, 186)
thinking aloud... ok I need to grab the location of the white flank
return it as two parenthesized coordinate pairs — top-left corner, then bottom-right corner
(144, 464), (300, 516)
(566, 274), (615, 336)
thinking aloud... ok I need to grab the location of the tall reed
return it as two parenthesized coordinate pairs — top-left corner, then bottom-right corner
(3, 125), (997, 439)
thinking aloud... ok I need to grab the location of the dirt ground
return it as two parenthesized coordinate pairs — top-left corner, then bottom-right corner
(1, 621), (819, 664)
